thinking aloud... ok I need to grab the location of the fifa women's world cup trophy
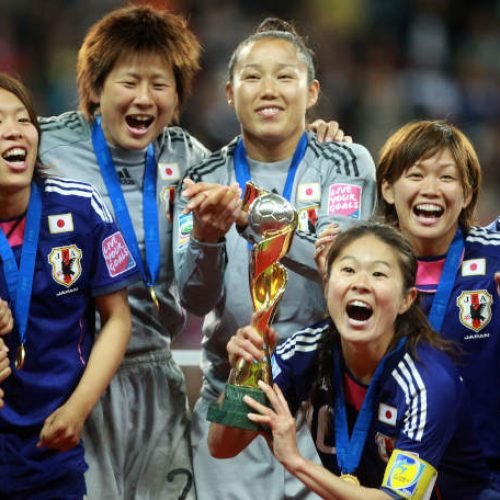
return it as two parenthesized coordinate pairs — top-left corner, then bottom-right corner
(207, 182), (298, 431)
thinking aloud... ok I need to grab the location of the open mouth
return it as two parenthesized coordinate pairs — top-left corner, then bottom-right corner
(2, 147), (27, 165)
(413, 203), (444, 219)
(346, 300), (373, 322)
(125, 115), (154, 130)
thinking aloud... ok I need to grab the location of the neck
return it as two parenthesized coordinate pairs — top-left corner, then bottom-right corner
(0, 186), (31, 219)
(241, 128), (305, 162)
(407, 227), (458, 258)
(341, 337), (391, 385)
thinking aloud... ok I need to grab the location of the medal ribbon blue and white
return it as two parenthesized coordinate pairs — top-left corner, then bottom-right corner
(0, 182), (42, 369)
(233, 132), (308, 202)
(92, 117), (160, 304)
(427, 227), (464, 332)
(332, 337), (406, 476)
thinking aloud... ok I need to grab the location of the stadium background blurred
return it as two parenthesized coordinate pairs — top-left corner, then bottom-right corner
(2, 0), (499, 401)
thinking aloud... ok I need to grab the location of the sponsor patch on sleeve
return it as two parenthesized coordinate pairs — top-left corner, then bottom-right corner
(158, 162), (180, 181)
(160, 186), (176, 223)
(328, 183), (362, 219)
(102, 231), (137, 278)
(178, 213), (193, 251)
(382, 449), (437, 499)
(48, 213), (74, 234)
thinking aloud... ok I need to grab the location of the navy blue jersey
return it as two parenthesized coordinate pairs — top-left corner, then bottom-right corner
(0, 177), (138, 431)
(418, 227), (500, 464)
(271, 319), (491, 498)
(486, 217), (500, 232)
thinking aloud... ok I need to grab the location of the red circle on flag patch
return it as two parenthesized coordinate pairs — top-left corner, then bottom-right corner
(165, 167), (173, 176)
(385, 410), (392, 419)
(306, 188), (313, 196)
(470, 263), (477, 271)
(57, 219), (65, 228)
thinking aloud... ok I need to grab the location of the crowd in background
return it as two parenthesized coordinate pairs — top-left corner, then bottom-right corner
(1, 0), (499, 222)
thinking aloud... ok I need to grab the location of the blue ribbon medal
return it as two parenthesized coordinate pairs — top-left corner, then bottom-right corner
(332, 338), (406, 482)
(0, 182), (42, 369)
(91, 117), (161, 309)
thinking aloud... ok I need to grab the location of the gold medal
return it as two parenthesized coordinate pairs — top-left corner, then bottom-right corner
(340, 474), (360, 485)
(149, 286), (160, 310)
(15, 344), (26, 370)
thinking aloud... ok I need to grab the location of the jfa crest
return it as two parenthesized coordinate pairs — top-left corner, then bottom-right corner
(456, 290), (492, 332)
(48, 245), (82, 287)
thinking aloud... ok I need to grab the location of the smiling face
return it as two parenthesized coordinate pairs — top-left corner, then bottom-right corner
(0, 87), (38, 200)
(93, 52), (179, 150)
(326, 234), (415, 357)
(226, 38), (319, 161)
(382, 147), (471, 257)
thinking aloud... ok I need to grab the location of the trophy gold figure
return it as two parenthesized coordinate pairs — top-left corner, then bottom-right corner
(207, 182), (297, 431)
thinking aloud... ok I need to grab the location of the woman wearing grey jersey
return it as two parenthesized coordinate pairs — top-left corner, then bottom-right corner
(38, 6), (206, 499)
(174, 17), (377, 500)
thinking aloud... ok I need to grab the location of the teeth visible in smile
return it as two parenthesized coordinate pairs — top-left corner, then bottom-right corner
(258, 107), (280, 116)
(414, 204), (443, 217)
(126, 115), (153, 129)
(3, 147), (26, 162)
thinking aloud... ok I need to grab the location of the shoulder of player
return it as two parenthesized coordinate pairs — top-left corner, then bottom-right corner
(41, 176), (113, 224)
(275, 318), (331, 362)
(159, 126), (210, 157)
(181, 138), (237, 183)
(305, 134), (375, 178)
(39, 111), (91, 155)
(465, 226), (500, 252)
(390, 344), (461, 398)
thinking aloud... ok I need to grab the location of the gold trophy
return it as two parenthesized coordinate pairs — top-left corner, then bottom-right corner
(207, 182), (297, 431)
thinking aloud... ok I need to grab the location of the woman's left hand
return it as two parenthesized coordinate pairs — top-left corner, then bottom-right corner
(37, 402), (85, 452)
(307, 119), (352, 144)
(243, 380), (302, 471)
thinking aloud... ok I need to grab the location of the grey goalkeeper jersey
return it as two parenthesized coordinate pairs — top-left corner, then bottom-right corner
(39, 111), (209, 355)
(173, 133), (376, 396)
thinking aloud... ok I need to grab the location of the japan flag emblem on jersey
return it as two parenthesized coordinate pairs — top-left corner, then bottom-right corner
(159, 162), (180, 181)
(48, 244), (82, 287)
(48, 213), (74, 234)
(461, 258), (486, 276)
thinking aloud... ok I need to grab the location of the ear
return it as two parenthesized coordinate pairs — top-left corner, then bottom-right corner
(90, 87), (101, 105)
(398, 287), (417, 315)
(225, 81), (234, 108)
(381, 179), (395, 205)
(307, 80), (320, 109)
(462, 187), (473, 209)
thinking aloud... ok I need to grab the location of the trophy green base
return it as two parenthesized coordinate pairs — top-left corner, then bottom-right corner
(207, 383), (269, 432)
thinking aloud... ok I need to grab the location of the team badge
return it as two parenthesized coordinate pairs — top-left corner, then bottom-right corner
(382, 450), (437, 499)
(160, 186), (176, 223)
(102, 231), (137, 278)
(158, 162), (180, 181)
(48, 244), (82, 287)
(456, 290), (492, 332)
(48, 213), (74, 234)
(328, 183), (362, 219)
(375, 432), (395, 462)
(297, 183), (321, 202)
(297, 206), (319, 233)
(461, 258), (486, 277)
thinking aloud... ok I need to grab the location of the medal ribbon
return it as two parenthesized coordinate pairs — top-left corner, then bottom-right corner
(233, 132), (308, 201)
(91, 117), (160, 289)
(332, 337), (406, 475)
(427, 227), (464, 332)
(0, 182), (42, 350)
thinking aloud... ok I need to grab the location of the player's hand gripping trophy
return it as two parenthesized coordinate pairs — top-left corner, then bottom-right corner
(207, 182), (297, 431)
